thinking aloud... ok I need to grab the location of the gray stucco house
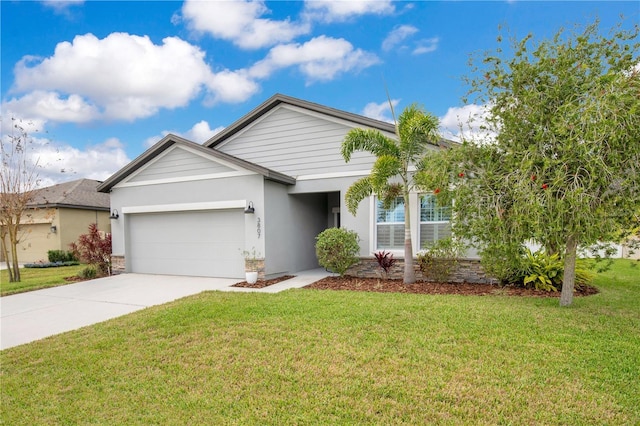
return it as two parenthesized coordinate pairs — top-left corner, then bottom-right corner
(97, 94), (451, 279)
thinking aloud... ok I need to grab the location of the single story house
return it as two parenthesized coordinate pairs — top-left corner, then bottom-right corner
(97, 94), (452, 279)
(1, 178), (111, 263)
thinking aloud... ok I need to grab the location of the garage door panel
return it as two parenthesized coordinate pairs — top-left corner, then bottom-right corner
(128, 210), (244, 278)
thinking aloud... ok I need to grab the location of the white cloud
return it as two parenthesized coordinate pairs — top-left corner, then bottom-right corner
(1, 133), (131, 187)
(9, 33), (217, 122)
(361, 99), (400, 123)
(180, 0), (310, 49)
(3, 91), (99, 123)
(144, 120), (225, 148)
(249, 36), (379, 83)
(304, 0), (395, 22)
(205, 70), (260, 105)
(186, 120), (225, 143)
(40, 0), (84, 13)
(413, 37), (439, 55)
(382, 25), (418, 52)
(439, 104), (495, 143)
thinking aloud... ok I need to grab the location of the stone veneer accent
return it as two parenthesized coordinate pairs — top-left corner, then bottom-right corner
(246, 258), (266, 281)
(110, 255), (266, 279)
(346, 257), (498, 284)
(111, 255), (125, 275)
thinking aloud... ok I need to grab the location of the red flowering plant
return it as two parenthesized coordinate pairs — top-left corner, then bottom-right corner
(374, 250), (397, 279)
(69, 223), (113, 276)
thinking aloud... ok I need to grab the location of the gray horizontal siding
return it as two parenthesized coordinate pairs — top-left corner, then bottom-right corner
(218, 106), (377, 177)
(129, 147), (234, 182)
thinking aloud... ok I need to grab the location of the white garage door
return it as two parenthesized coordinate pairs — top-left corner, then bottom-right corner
(128, 210), (244, 278)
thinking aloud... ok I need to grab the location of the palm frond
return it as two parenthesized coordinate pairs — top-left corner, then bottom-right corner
(370, 155), (402, 191)
(379, 183), (403, 209)
(397, 104), (441, 162)
(342, 128), (400, 162)
(345, 176), (373, 215)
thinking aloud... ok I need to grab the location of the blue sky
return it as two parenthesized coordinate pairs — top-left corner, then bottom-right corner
(1, 0), (638, 186)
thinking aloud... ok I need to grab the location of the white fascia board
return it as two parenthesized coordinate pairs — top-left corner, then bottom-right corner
(122, 200), (246, 214)
(115, 170), (254, 188)
(296, 170), (371, 181)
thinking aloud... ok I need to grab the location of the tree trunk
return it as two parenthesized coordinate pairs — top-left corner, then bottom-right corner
(8, 224), (21, 282)
(0, 232), (15, 282)
(403, 192), (416, 284)
(560, 234), (578, 307)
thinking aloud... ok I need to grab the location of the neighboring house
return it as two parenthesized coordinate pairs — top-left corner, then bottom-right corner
(1, 178), (111, 263)
(98, 94), (451, 279)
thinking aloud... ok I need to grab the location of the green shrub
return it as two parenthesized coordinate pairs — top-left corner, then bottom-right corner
(417, 237), (465, 282)
(516, 249), (595, 292)
(48, 250), (78, 263)
(25, 261), (79, 268)
(78, 265), (98, 280)
(315, 228), (360, 276)
(521, 249), (563, 291)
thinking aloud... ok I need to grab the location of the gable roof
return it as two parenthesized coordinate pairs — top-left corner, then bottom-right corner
(97, 134), (295, 193)
(204, 93), (397, 148)
(29, 178), (110, 210)
(204, 93), (457, 150)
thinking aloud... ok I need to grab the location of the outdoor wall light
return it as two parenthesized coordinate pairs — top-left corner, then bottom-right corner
(50, 225), (57, 233)
(109, 209), (120, 220)
(244, 202), (255, 214)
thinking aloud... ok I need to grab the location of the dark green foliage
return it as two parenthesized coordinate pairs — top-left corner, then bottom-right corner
(315, 228), (360, 276)
(25, 261), (79, 268)
(417, 237), (465, 282)
(77, 265), (97, 279)
(513, 249), (595, 292)
(416, 21), (639, 305)
(48, 250), (78, 263)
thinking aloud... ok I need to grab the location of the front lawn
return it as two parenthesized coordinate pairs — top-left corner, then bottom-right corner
(0, 264), (86, 296)
(1, 261), (638, 424)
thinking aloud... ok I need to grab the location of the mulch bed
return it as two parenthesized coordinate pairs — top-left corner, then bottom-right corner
(232, 275), (295, 289)
(305, 276), (599, 297)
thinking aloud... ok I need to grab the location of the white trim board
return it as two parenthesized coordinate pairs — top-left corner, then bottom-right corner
(115, 170), (254, 188)
(122, 200), (246, 214)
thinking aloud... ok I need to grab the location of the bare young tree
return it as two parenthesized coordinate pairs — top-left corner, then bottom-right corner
(0, 117), (42, 282)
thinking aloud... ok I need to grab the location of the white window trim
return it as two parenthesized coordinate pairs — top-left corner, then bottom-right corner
(418, 193), (452, 251)
(367, 192), (454, 257)
(369, 193), (422, 257)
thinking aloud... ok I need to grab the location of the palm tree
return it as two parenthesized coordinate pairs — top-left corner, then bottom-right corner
(341, 104), (440, 284)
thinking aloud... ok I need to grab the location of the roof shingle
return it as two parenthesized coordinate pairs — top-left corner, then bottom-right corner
(29, 179), (110, 210)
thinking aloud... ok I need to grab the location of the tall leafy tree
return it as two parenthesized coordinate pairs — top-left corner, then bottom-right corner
(341, 104), (440, 284)
(418, 21), (640, 306)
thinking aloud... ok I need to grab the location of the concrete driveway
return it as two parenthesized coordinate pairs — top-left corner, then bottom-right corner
(1, 269), (330, 350)
(0, 273), (238, 350)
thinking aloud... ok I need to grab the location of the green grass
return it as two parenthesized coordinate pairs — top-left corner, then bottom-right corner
(1, 261), (639, 424)
(0, 264), (86, 296)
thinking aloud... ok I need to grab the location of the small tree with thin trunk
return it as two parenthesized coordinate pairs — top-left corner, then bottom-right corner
(342, 104), (440, 284)
(0, 118), (42, 282)
(418, 20), (640, 306)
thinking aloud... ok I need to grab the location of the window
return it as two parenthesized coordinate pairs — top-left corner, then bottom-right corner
(419, 194), (451, 247)
(376, 197), (404, 250)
